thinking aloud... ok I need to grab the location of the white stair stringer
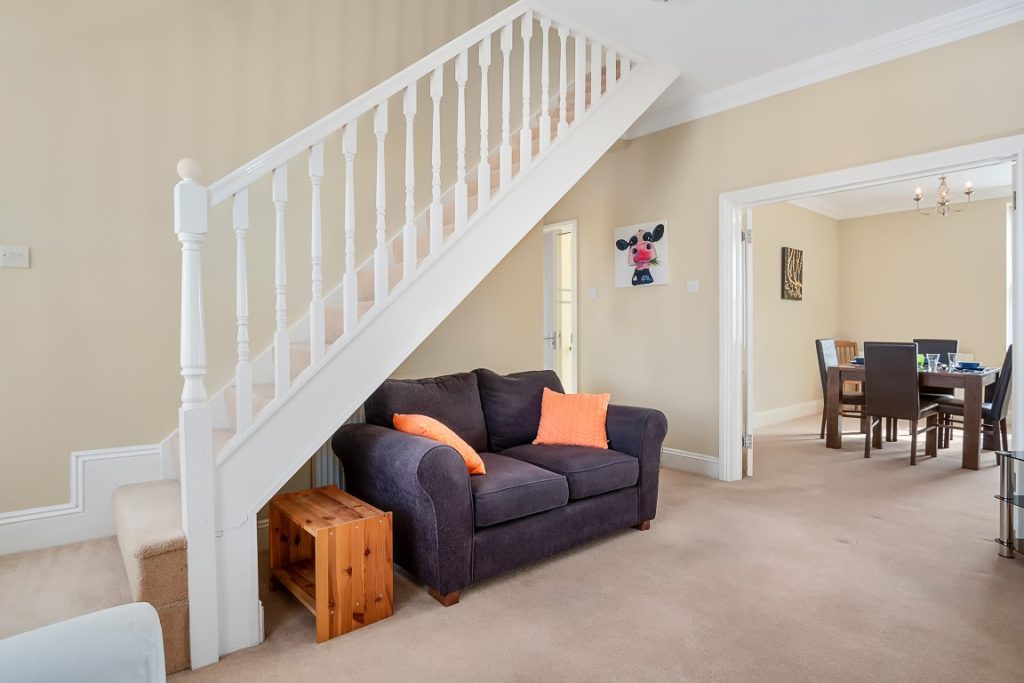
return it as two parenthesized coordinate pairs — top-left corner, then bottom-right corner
(212, 59), (677, 655)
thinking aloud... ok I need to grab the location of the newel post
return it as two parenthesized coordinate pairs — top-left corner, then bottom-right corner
(174, 158), (220, 668)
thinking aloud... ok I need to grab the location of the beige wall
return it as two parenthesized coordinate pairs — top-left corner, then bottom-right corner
(535, 22), (1024, 455)
(838, 197), (1011, 366)
(0, 0), (515, 513)
(752, 204), (840, 413)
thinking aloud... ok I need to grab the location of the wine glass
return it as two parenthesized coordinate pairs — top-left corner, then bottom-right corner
(926, 353), (940, 372)
(948, 352), (959, 372)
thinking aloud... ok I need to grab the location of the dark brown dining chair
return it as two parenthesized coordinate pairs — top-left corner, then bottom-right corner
(915, 338), (959, 399)
(816, 338), (864, 439)
(863, 342), (939, 465)
(937, 345), (1012, 451)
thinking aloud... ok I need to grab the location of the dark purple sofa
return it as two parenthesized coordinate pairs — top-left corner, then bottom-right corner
(331, 369), (668, 605)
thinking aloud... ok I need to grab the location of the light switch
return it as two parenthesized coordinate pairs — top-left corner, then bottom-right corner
(0, 245), (30, 269)
(587, 287), (598, 299)
(686, 280), (699, 293)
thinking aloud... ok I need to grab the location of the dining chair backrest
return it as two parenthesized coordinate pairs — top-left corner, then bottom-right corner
(864, 342), (921, 420)
(913, 338), (959, 358)
(990, 345), (1013, 420)
(914, 338), (958, 396)
(835, 340), (858, 365)
(815, 339), (838, 396)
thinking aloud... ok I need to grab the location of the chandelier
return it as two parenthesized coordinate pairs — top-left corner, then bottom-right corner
(913, 175), (974, 216)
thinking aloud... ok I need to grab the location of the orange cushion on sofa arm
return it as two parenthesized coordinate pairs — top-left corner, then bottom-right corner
(533, 387), (611, 449)
(393, 413), (486, 475)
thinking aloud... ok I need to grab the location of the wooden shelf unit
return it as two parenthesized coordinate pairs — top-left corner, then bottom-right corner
(269, 485), (394, 643)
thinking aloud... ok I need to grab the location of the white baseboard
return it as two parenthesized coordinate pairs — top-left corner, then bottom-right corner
(661, 447), (719, 479)
(753, 399), (822, 429)
(0, 445), (163, 555)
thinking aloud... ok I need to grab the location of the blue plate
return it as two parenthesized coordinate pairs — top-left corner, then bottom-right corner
(850, 359), (864, 365)
(958, 362), (982, 370)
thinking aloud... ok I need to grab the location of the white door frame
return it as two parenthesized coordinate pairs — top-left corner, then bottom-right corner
(543, 220), (579, 392)
(719, 134), (1024, 482)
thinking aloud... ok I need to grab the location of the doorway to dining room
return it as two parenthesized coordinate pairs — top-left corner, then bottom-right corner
(718, 135), (1024, 482)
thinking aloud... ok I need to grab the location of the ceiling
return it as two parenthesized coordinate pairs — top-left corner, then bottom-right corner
(542, 0), (1024, 137)
(789, 163), (1013, 220)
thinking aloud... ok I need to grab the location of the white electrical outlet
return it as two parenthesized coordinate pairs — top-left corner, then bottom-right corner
(0, 245), (30, 269)
(587, 287), (598, 299)
(687, 280), (699, 293)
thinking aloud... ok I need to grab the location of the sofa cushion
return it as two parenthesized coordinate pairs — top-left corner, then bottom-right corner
(474, 368), (564, 451)
(470, 453), (569, 528)
(499, 444), (639, 500)
(364, 372), (489, 452)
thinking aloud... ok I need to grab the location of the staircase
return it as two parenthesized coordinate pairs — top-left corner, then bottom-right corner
(150, 0), (676, 668)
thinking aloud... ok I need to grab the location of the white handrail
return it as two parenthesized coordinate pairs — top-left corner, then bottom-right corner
(208, 0), (537, 207)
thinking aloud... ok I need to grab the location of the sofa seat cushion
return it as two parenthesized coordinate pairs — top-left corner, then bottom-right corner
(499, 444), (639, 500)
(364, 372), (489, 452)
(471, 453), (569, 528)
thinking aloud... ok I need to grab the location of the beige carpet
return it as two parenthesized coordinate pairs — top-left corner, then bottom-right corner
(4, 415), (1024, 680)
(0, 536), (131, 640)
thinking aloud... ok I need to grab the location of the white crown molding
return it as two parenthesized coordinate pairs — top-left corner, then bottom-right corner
(0, 445), (162, 555)
(789, 183), (1013, 220)
(625, 0), (1024, 139)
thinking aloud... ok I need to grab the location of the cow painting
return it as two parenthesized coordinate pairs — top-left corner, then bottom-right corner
(615, 223), (666, 287)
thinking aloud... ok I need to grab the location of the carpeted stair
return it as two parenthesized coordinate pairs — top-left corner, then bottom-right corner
(112, 480), (190, 673)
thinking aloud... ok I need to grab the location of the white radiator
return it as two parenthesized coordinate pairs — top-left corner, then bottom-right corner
(313, 407), (365, 488)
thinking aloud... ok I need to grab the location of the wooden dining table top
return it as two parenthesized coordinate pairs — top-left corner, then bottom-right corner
(832, 364), (998, 386)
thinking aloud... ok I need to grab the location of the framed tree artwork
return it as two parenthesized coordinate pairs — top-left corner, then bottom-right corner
(781, 247), (803, 301)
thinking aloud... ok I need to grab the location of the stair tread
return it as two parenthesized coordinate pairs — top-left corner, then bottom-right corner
(112, 480), (185, 557)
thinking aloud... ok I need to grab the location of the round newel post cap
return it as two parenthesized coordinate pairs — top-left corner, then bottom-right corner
(177, 158), (203, 182)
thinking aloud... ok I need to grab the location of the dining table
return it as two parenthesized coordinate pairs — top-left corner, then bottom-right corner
(825, 364), (1000, 470)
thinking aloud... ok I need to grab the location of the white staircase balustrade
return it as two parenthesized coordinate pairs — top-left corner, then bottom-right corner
(169, 0), (673, 665)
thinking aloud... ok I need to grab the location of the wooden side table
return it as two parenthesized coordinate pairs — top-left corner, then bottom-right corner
(269, 485), (393, 642)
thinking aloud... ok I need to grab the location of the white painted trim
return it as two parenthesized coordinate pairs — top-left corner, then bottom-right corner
(0, 445), (163, 555)
(661, 447), (719, 479)
(542, 219), (579, 392)
(789, 184), (1013, 221)
(625, 0), (1024, 139)
(753, 400), (822, 430)
(719, 134), (1024, 483)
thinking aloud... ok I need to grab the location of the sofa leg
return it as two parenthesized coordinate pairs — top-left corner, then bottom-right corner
(427, 587), (461, 607)
(634, 520), (651, 531)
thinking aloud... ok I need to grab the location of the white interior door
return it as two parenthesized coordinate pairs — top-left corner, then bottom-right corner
(543, 221), (578, 392)
(742, 208), (754, 477)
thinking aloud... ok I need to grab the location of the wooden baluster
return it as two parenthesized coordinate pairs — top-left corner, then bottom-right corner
(477, 35), (492, 210)
(342, 122), (358, 334)
(606, 48), (617, 89)
(173, 158), (219, 667)
(232, 188), (252, 432)
(429, 67), (443, 254)
(590, 39), (602, 108)
(557, 25), (569, 135)
(455, 50), (468, 231)
(403, 83), (417, 278)
(519, 11), (534, 169)
(308, 142), (325, 364)
(272, 165), (289, 398)
(499, 23), (513, 187)
(539, 17), (552, 152)
(574, 32), (586, 122)
(373, 101), (388, 303)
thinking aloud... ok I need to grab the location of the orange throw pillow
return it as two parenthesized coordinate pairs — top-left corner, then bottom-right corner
(533, 388), (610, 449)
(393, 413), (486, 475)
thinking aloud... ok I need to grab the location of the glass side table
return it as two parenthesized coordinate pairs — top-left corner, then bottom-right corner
(995, 451), (1022, 558)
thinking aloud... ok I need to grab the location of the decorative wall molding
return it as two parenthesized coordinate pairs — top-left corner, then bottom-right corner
(753, 400), (823, 429)
(626, 0), (1024, 139)
(0, 445), (163, 555)
(661, 447), (719, 479)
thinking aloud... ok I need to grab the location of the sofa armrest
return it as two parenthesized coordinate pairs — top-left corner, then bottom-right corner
(606, 404), (668, 522)
(332, 423), (474, 595)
